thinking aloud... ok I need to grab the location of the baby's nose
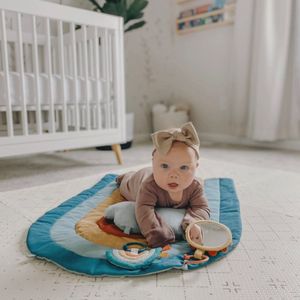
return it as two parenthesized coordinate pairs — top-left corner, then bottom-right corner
(170, 172), (178, 178)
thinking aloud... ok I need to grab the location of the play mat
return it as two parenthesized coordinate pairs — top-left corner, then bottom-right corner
(26, 174), (242, 277)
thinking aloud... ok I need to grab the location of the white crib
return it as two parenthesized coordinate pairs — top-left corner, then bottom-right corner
(0, 0), (126, 162)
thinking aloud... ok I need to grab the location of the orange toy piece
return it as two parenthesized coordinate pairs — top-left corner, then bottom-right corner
(183, 253), (209, 265)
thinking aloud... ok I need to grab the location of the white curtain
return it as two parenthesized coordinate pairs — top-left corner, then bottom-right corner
(229, 0), (300, 141)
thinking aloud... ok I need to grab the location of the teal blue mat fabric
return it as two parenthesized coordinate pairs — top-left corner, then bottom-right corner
(26, 175), (242, 277)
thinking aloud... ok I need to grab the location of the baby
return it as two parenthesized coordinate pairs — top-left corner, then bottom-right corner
(116, 122), (210, 248)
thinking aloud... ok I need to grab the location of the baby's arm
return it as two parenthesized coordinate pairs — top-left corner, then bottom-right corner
(135, 183), (175, 248)
(182, 181), (210, 230)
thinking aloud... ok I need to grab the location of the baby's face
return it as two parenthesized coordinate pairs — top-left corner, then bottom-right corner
(152, 142), (199, 194)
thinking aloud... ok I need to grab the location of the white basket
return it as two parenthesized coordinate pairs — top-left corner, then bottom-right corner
(152, 111), (189, 132)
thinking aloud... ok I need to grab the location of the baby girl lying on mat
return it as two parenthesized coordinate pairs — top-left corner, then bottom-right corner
(116, 122), (210, 248)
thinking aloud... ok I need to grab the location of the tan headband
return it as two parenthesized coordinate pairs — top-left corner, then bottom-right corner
(151, 122), (200, 159)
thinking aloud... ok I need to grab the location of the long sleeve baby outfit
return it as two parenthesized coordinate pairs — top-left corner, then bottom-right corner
(116, 167), (210, 248)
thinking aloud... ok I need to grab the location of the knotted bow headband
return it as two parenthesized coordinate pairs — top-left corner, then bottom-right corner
(151, 122), (200, 159)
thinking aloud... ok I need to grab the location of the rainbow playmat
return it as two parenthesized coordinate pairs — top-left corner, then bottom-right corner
(26, 174), (242, 277)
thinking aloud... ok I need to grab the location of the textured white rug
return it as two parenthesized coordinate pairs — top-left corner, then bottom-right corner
(1, 158), (300, 300)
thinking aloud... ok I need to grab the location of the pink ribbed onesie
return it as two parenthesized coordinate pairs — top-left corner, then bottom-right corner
(116, 167), (210, 248)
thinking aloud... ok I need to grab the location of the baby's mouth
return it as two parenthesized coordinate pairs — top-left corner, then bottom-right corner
(168, 183), (178, 189)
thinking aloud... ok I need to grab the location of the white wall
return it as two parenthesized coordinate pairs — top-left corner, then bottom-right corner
(124, 0), (175, 137)
(172, 0), (234, 135)
(125, 0), (236, 139)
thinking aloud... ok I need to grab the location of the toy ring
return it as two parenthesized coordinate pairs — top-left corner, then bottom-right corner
(122, 242), (147, 253)
(183, 254), (209, 264)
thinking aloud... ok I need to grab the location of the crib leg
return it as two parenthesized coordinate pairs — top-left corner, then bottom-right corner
(111, 144), (123, 165)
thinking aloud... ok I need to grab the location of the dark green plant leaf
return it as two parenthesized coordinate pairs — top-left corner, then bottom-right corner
(88, 0), (147, 33)
(126, 0), (148, 23)
(125, 20), (146, 32)
(127, 12), (144, 23)
(102, 1), (127, 21)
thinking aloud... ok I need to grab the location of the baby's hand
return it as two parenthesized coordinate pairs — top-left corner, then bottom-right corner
(189, 224), (203, 246)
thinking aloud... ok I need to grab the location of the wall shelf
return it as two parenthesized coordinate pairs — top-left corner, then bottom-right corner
(176, 4), (236, 35)
(177, 19), (234, 35)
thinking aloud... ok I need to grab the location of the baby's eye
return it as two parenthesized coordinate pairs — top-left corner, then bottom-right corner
(162, 164), (169, 169)
(180, 165), (188, 170)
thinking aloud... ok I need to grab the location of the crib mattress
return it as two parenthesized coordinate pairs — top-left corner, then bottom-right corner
(0, 71), (105, 106)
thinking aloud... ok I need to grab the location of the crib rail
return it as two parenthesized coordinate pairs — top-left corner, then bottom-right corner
(0, 0), (126, 158)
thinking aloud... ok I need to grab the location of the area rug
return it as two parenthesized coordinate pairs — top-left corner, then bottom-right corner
(1, 159), (300, 299)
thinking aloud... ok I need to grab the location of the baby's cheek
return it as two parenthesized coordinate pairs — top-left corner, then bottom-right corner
(184, 173), (194, 184)
(156, 172), (167, 187)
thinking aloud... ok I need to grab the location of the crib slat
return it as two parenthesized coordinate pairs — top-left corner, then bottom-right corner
(68, 45), (72, 76)
(93, 27), (101, 129)
(52, 47), (57, 74)
(82, 25), (90, 130)
(31, 16), (42, 135)
(89, 39), (93, 77)
(78, 42), (82, 76)
(0, 43), (2, 71)
(45, 18), (55, 133)
(70, 22), (80, 131)
(0, 10), (14, 137)
(14, 39), (20, 73)
(57, 20), (68, 133)
(16, 13), (29, 136)
(64, 45), (68, 76)
(109, 34), (113, 84)
(104, 29), (111, 129)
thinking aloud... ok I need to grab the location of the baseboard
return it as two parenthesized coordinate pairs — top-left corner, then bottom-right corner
(198, 132), (300, 152)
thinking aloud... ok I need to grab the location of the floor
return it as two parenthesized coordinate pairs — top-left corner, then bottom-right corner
(1, 141), (300, 299)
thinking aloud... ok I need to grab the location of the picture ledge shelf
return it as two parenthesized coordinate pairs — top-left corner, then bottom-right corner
(176, 5), (236, 35)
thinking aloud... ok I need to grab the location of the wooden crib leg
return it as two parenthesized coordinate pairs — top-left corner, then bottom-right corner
(111, 144), (123, 165)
